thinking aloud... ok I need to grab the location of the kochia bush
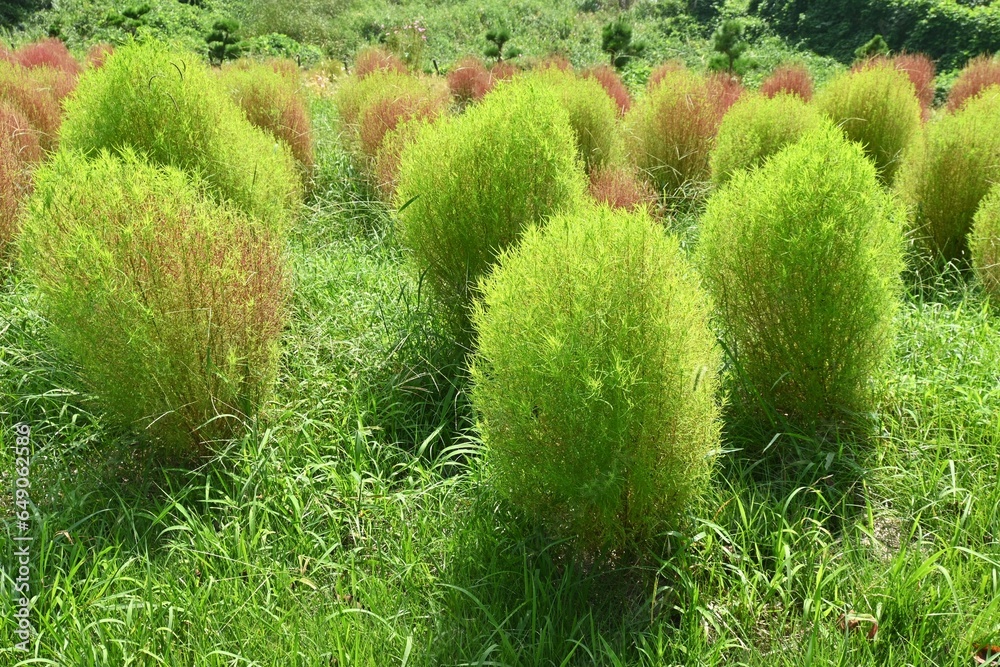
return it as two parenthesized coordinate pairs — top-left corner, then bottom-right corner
(588, 166), (657, 212)
(970, 184), (1000, 301)
(582, 64), (631, 116)
(61, 41), (300, 232)
(19, 150), (287, 454)
(759, 63), (813, 101)
(710, 92), (826, 186)
(626, 67), (722, 195)
(0, 103), (42, 257)
(897, 88), (1000, 262)
(0, 61), (63, 151)
(471, 206), (721, 552)
(395, 78), (585, 329)
(528, 68), (619, 174)
(816, 63), (921, 184)
(946, 55), (1000, 113)
(697, 126), (905, 425)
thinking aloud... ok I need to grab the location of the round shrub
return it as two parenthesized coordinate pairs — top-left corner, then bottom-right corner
(946, 55), (1000, 113)
(219, 59), (315, 176)
(816, 63), (922, 184)
(471, 206), (722, 551)
(528, 68), (619, 174)
(626, 67), (721, 195)
(970, 184), (1000, 300)
(353, 46), (407, 79)
(697, 126), (905, 425)
(897, 87), (1000, 262)
(447, 56), (493, 106)
(760, 63), (813, 101)
(0, 60), (63, 151)
(588, 166), (656, 212)
(583, 64), (631, 116)
(0, 103), (42, 257)
(706, 72), (745, 116)
(395, 78), (585, 329)
(893, 53), (936, 116)
(710, 92), (826, 186)
(15, 38), (81, 76)
(60, 41), (301, 232)
(19, 149), (287, 454)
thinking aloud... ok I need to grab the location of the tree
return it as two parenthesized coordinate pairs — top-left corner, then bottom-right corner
(484, 28), (521, 63)
(601, 20), (645, 70)
(855, 34), (890, 60)
(708, 18), (750, 74)
(206, 19), (243, 66)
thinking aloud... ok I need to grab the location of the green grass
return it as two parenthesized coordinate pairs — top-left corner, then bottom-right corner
(3, 93), (1000, 666)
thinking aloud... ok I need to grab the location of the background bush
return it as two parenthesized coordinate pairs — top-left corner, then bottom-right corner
(61, 41), (301, 232)
(19, 150), (287, 454)
(471, 205), (721, 552)
(0, 60), (65, 152)
(218, 59), (315, 177)
(897, 87), (1000, 262)
(0, 102), (42, 258)
(971, 184), (1000, 302)
(816, 63), (921, 184)
(697, 126), (905, 426)
(527, 67), (619, 174)
(946, 55), (1000, 113)
(710, 92), (826, 186)
(395, 78), (585, 331)
(625, 67), (721, 197)
(759, 63), (813, 101)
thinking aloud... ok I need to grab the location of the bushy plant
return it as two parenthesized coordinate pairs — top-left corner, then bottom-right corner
(86, 43), (114, 69)
(946, 54), (1000, 112)
(353, 46), (407, 79)
(697, 126), (905, 425)
(816, 63), (921, 183)
(893, 52), (935, 115)
(626, 67), (721, 195)
(471, 205), (721, 552)
(373, 117), (428, 200)
(0, 103), (42, 257)
(447, 56), (493, 106)
(711, 92), (826, 186)
(897, 87), (1000, 261)
(206, 19), (244, 66)
(601, 19), (645, 69)
(709, 19), (751, 74)
(334, 70), (447, 133)
(971, 184), (1000, 301)
(588, 166), (657, 211)
(759, 63), (813, 101)
(0, 61), (63, 151)
(484, 28), (521, 63)
(14, 38), (80, 75)
(218, 60), (314, 175)
(706, 71), (745, 115)
(61, 41), (301, 232)
(19, 150), (287, 454)
(395, 78), (585, 329)
(583, 64), (631, 116)
(528, 68), (618, 174)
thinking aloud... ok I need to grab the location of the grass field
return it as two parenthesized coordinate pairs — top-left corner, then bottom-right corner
(2, 82), (1000, 665)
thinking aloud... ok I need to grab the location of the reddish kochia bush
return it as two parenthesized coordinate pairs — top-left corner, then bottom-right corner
(448, 56), (493, 106)
(219, 60), (314, 175)
(0, 45), (14, 64)
(0, 103), (42, 255)
(947, 55), (1000, 112)
(647, 60), (687, 90)
(536, 54), (572, 72)
(15, 38), (80, 76)
(359, 94), (444, 160)
(893, 53), (935, 114)
(489, 60), (520, 83)
(0, 61), (63, 151)
(354, 46), (407, 79)
(583, 64), (631, 116)
(760, 63), (813, 101)
(86, 43), (114, 69)
(707, 72), (745, 118)
(588, 166), (657, 212)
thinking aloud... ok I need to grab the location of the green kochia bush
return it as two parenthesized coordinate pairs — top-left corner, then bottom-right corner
(395, 78), (585, 330)
(971, 184), (1000, 301)
(710, 92), (826, 186)
(698, 126), (905, 426)
(472, 206), (722, 552)
(19, 150), (287, 455)
(897, 88), (1000, 263)
(816, 63), (921, 184)
(61, 41), (301, 232)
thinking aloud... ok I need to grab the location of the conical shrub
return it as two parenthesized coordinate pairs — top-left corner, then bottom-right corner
(697, 126), (905, 426)
(472, 205), (721, 552)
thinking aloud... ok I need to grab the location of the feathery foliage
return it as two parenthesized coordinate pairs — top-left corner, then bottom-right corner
(971, 184), (1000, 301)
(472, 205), (721, 552)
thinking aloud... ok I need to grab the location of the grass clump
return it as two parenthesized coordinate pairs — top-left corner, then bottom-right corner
(471, 205), (721, 553)
(395, 77), (585, 330)
(816, 63), (922, 184)
(710, 92), (826, 186)
(218, 59), (315, 177)
(625, 67), (721, 197)
(897, 87), (1000, 263)
(697, 126), (905, 426)
(527, 67), (619, 174)
(18, 149), (287, 455)
(970, 184), (1000, 301)
(60, 41), (301, 232)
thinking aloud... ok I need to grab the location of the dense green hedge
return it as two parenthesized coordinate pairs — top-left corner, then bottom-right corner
(750, 0), (1000, 70)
